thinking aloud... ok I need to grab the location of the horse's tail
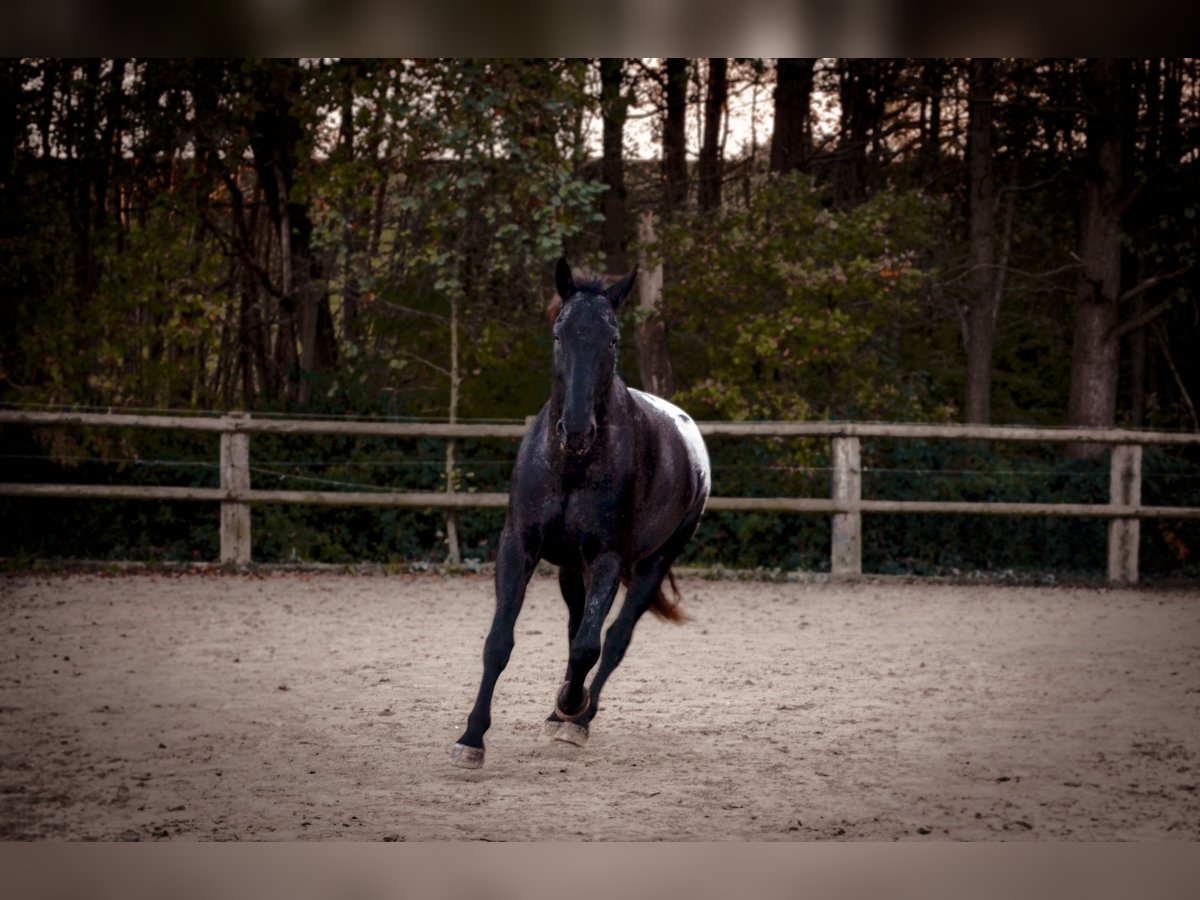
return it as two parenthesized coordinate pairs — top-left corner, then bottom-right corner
(649, 569), (688, 623)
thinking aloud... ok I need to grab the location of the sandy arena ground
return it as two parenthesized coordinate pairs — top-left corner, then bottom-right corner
(1, 570), (1198, 841)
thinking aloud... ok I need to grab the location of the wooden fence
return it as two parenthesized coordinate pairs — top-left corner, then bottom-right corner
(2, 410), (1199, 583)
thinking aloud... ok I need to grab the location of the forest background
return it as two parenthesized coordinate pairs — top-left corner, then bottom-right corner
(2, 58), (1198, 577)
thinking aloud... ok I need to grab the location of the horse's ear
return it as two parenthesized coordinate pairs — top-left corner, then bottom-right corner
(555, 257), (576, 302)
(606, 266), (638, 311)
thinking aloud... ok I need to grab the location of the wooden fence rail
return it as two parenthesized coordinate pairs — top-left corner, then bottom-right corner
(3, 410), (1199, 583)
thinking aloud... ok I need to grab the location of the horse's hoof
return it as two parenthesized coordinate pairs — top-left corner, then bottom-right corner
(450, 743), (485, 768)
(554, 722), (589, 747)
(554, 685), (591, 722)
(542, 719), (564, 738)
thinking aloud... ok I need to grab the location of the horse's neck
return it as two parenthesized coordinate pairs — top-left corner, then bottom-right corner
(604, 376), (629, 410)
(596, 377), (630, 426)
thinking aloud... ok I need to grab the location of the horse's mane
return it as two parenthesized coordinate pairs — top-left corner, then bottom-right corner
(545, 273), (614, 326)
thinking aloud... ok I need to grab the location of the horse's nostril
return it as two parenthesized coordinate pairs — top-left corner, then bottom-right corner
(556, 417), (595, 455)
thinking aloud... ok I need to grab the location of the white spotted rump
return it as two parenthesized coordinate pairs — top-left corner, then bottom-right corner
(629, 389), (711, 498)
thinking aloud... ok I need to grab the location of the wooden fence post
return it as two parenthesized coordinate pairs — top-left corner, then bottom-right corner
(1107, 443), (1141, 584)
(831, 436), (862, 576)
(220, 413), (251, 565)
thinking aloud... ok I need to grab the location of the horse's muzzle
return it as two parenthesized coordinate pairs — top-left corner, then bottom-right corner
(556, 418), (596, 457)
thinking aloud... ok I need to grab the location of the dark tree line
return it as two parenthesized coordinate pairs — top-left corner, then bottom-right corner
(2, 59), (1199, 441)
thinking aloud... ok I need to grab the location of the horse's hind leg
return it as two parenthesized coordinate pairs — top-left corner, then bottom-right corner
(543, 566), (586, 737)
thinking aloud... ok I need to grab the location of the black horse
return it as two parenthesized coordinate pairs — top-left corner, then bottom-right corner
(451, 258), (711, 768)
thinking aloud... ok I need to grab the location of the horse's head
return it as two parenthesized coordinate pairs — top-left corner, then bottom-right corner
(551, 257), (637, 457)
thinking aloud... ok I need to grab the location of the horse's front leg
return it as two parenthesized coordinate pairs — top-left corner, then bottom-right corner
(552, 552), (621, 746)
(573, 553), (673, 737)
(451, 526), (539, 768)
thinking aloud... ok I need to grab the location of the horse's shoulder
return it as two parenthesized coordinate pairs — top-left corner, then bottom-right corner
(627, 387), (706, 448)
(625, 388), (711, 495)
(627, 388), (686, 422)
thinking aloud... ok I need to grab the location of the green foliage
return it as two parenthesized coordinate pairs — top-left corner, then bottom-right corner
(90, 209), (230, 408)
(659, 175), (952, 424)
(304, 59), (606, 422)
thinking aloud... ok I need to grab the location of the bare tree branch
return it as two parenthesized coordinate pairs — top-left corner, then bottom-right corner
(374, 298), (450, 325)
(1107, 265), (1192, 340)
(393, 351), (451, 378)
(1118, 265), (1191, 306)
(1152, 320), (1199, 432)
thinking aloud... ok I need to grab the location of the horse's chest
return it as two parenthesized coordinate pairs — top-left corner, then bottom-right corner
(539, 481), (626, 559)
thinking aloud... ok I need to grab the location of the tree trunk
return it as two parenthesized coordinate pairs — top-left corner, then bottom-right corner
(270, 163), (300, 399)
(247, 59), (339, 405)
(662, 58), (688, 215)
(94, 59), (126, 237)
(444, 290), (461, 563)
(0, 61), (20, 184)
(297, 288), (321, 406)
(1129, 58), (1184, 427)
(1067, 59), (1126, 455)
(919, 59), (945, 183)
(634, 212), (675, 399)
(833, 59), (872, 209)
(769, 58), (815, 174)
(340, 61), (363, 347)
(599, 58), (629, 272)
(1160, 58), (1183, 165)
(697, 58), (727, 215)
(1129, 62), (1153, 427)
(1130, 290), (1147, 427)
(963, 58), (997, 425)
